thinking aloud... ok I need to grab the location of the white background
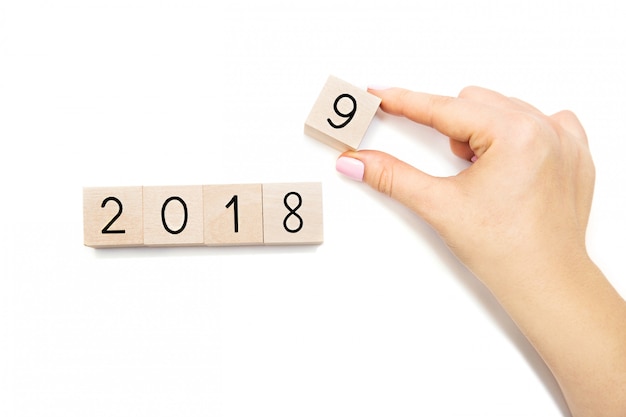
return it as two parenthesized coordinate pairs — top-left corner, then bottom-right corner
(1, 1), (625, 416)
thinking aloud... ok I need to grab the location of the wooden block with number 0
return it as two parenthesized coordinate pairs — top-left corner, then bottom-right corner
(304, 75), (381, 151)
(203, 184), (264, 246)
(143, 185), (204, 246)
(262, 182), (323, 245)
(83, 186), (144, 248)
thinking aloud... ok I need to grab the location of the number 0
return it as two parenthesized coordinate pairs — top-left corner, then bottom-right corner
(161, 196), (188, 235)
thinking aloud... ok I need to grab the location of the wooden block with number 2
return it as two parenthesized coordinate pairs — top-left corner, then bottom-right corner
(83, 186), (144, 248)
(304, 75), (381, 152)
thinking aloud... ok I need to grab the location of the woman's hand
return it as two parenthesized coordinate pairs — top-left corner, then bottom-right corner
(336, 86), (626, 417)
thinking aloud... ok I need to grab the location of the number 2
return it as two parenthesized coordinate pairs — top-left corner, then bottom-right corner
(101, 196), (125, 234)
(327, 93), (357, 129)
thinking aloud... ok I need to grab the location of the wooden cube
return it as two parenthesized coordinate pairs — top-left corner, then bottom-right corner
(304, 75), (381, 151)
(262, 182), (323, 245)
(83, 186), (144, 248)
(143, 185), (204, 246)
(203, 184), (264, 246)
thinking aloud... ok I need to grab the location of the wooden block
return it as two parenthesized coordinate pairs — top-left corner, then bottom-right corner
(262, 182), (323, 245)
(83, 186), (144, 248)
(203, 184), (264, 246)
(143, 185), (204, 246)
(304, 75), (381, 151)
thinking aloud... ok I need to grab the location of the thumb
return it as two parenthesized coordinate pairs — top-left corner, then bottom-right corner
(336, 150), (450, 224)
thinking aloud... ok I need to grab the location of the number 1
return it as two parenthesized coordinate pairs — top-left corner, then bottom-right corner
(225, 195), (239, 233)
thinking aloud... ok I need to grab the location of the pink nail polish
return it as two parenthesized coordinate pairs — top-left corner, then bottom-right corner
(336, 156), (365, 181)
(471, 155), (478, 163)
(367, 84), (391, 91)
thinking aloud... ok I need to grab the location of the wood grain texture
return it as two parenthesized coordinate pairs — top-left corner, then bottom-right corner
(203, 184), (264, 246)
(143, 185), (204, 246)
(83, 186), (144, 248)
(84, 183), (324, 247)
(304, 75), (381, 151)
(262, 182), (323, 245)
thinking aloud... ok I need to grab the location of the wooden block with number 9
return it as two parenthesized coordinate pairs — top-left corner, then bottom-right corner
(262, 182), (323, 245)
(304, 75), (381, 152)
(83, 186), (144, 248)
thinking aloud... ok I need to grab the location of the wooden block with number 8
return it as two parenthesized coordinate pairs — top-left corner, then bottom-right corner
(83, 186), (144, 248)
(304, 75), (381, 152)
(262, 182), (323, 245)
(143, 185), (204, 246)
(203, 184), (264, 246)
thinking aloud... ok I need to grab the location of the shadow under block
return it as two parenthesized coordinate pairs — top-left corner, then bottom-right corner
(143, 185), (204, 246)
(203, 184), (264, 246)
(83, 187), (144, 248)
(262, 182), (323, 245)
(304, 75), (381, 152)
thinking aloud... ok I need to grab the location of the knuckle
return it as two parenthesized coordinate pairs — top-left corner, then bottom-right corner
(553, 110), (588, 142)
(491, 111), (556, 158)
(374, 165), (395, 198)
(556, 109), (577, 119)
(508, 112), (546, 143)
(458, 85), (482, 99)
(426, 94), (455, 129)
(396, 88), (413, 116)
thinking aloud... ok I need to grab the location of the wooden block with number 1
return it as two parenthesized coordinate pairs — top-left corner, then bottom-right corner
(304, 75), (381, 151)
(262, 182), (323, 245)
(203, 184), (264, 246)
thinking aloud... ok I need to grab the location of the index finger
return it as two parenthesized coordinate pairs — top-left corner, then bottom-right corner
(367, 87), (500, 147)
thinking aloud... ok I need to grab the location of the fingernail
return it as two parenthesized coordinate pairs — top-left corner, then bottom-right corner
(470, 155), (478, 163)
(367, 84), (391, 91)
(336, 156), (365, 181)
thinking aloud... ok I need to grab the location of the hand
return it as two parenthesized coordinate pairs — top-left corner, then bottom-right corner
(338, 86), (593, 282)
(336, 86), (626, 417)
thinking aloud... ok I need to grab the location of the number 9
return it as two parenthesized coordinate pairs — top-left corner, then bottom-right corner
(327, 93), (357, 129)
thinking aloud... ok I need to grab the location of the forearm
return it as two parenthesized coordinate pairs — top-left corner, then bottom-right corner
(480, 253), (626, 417)
(350, 85), (625, 416)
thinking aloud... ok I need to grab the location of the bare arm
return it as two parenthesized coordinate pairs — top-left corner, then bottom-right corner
(336, 86), (626, 417)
